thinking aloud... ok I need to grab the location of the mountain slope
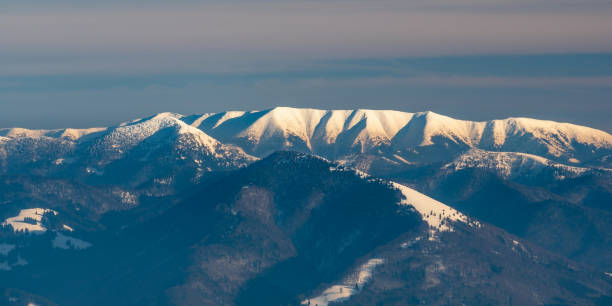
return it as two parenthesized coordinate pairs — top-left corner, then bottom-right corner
(443, 149), (607, 181)
(391, 160), (612, 271)
(0, 113), (256, 192)
(2, 107), (612, 284)
(180, 107), (612, 167)
(2, 152), (610, 305)
(3, 107), (611, 173)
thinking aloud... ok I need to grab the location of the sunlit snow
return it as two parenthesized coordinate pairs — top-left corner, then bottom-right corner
(445, 149), (597, 180)
(2, 208), (58, 234)
(52, 233), (93, 250)
(182, 107), (612, 162)
(392, 182), (479, 240)
(302, 258), (384, 306)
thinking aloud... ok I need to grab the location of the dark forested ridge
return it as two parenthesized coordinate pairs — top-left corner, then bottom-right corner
(1, 152), (611, 305)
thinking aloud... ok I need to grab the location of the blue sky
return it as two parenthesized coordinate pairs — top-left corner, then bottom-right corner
(1, 1), (612, 131)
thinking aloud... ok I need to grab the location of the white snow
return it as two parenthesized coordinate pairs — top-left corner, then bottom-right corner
(329, 164), (370, 180)
(62, 112), (256, 171)
(154, 177), (174, 185)
(445, 149), (593, 180)
(302, 258), (384, 306)
(194, 107), (415, 153)
(52, 232), (92, 250)
(2, 208), (58, 234)
(97, 113), (233, 160)
(331, 164), (477, 239)
(511, 239), (528, 254)
(2, 108), (611, 176)
(59, 127), (106, 140)
(178, 108), (612, 168)
(0, 127), (104, 140)
(85, 167), (104, 175)
(393, 154), (412, 165)
(95, 113), (185, 157)
(496, 117), (611, 150)
(53, 158), (65, 165)
(400, 236), (423, 249)
(114, 191), (138, 206)
(392, 182), (478, 240)
(332, 109), (414, 151)
(392, 111), (486, 147)
(236, 107), (329, 149)
(0, 128), (51, 139)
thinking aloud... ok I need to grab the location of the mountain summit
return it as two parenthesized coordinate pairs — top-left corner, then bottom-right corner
(1, 107), (612, 303)
(181, 107), (612, 167)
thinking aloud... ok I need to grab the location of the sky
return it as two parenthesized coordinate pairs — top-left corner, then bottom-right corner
(1, 0), (612, 131)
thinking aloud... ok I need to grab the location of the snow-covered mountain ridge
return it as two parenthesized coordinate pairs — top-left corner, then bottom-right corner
(443, 149), (612, 180)
(0, 112), (255, 189)
(181, 107), (612, 167)
(2, 107), (611, 177)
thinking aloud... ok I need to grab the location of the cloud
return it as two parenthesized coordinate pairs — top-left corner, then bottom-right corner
(287, 76), (612, 89)
(1, 1), (612, 74)
(2, 73), (612, 132)
(1, 1), (611, 132)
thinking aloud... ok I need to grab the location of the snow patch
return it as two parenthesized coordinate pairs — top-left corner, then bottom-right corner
(392, 182), (478, 240)
(115, 191), (138, 206)
(3, 208), (57, 234)
(188, 107), (612, 166)
(154, 177), (174, 185)
(86, 167), (104, 176)
(393, 154), (412, 165)
(400, 236), (423, 249)
(52, 232), (92, 250)
(445, 149), (592, 180)
(302, 258), (384, 306)
(0, 127), (104, 140)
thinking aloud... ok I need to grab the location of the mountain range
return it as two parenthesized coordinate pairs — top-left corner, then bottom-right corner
(1, 108), (611, 305)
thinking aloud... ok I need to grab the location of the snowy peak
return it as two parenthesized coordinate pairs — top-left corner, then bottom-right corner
(85, 112), (257, 171)
(180, 107), (611, 167)
(0, 127), (106, 141)
(444, 149), (599, 180)
(95, 112), (187, 152)
(392, 111), (485, 148)
(334, 109), (414, 151)
(392, 182), (478, 238)
(2, 107), (611, 171)
(480, 117), (612, 159)
(0, 112), (256, 185)
(189, 107), (415, 155)
(237, 107), (328, 148)
(91, 111), (245, 157)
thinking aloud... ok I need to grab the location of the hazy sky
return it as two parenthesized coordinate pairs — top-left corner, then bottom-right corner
(1, 0), (612, 131)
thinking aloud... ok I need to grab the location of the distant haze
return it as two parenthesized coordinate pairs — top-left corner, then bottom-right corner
(1, 1), (611, 131)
